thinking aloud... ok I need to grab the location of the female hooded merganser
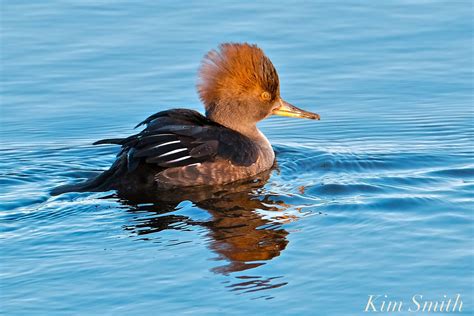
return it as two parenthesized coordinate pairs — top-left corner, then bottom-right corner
(53, 43), (320, 195)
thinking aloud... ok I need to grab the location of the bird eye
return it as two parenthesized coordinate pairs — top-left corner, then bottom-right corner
(261, 91), (271, 101)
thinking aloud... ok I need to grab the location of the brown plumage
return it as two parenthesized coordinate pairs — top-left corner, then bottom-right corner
(198, 43), (280, 108)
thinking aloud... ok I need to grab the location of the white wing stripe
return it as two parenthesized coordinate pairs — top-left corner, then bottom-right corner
(165, 155), (192, 164)
(158, 148), (188, 158)
(148, 140), (180, 150)
(187, 163), (201, 167)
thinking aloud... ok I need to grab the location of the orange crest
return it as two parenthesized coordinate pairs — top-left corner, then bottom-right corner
(197, 43), (280, 107)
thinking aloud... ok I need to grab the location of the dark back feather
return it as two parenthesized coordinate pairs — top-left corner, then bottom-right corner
(94, 109), (259, 172)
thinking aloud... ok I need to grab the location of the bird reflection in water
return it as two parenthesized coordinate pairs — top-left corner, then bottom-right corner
(118, 168), (294, 295)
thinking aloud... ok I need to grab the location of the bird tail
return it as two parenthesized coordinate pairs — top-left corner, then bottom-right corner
(50, 159), (124, 195)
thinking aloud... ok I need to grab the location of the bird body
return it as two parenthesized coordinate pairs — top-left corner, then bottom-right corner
(93, 109), (274, 190)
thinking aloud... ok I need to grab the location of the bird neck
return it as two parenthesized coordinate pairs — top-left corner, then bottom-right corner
(205, 101), (262, 140)
(206, 102), (275, 165)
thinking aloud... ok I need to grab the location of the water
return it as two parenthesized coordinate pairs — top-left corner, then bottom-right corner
(1, 1), (473, 315)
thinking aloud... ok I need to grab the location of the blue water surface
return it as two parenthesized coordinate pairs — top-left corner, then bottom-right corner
(1, 1), (473, 315)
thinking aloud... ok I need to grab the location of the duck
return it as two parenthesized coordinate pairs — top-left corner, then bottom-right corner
(52, 43), (320, 196)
